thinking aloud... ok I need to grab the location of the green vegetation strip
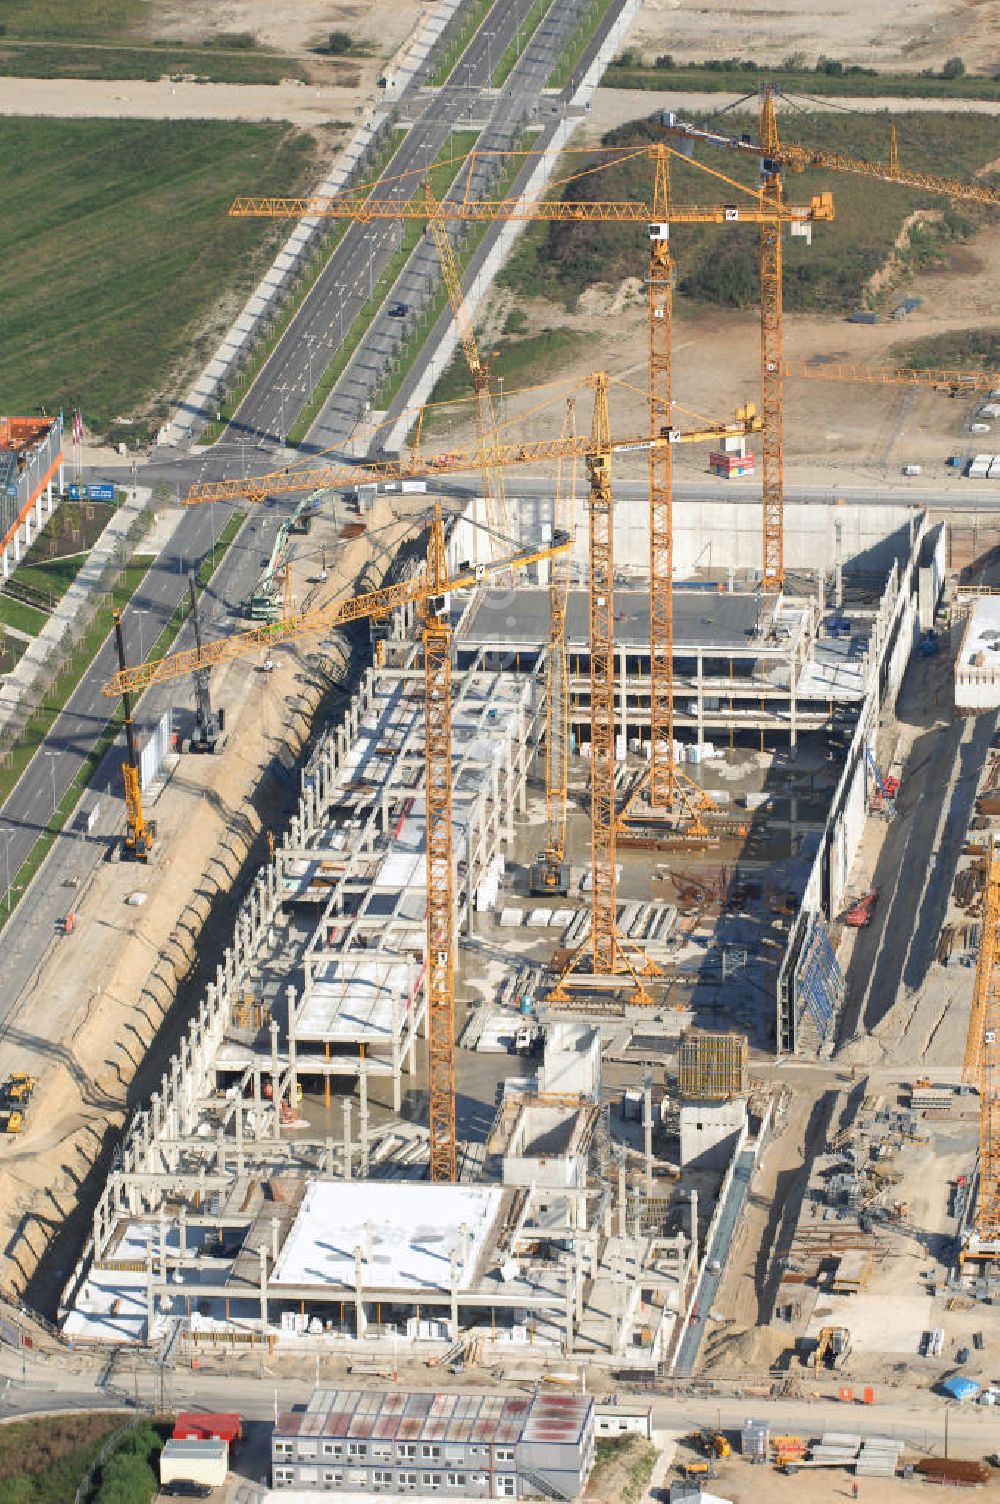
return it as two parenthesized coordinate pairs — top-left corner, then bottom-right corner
(287, 131), (480, 445)
(0, 594), (48, 636)
(491, 0), (551, 88)
(496, 110), (999, 320)
(892, 330), (1000, 374)
(427, 0), (496, 88)
(86, 1419), (167, 1504)
(0, 39), (309, 84)
(0, 513), (244, 936)
(0, 1410), (133, 1504)
(198, 128), (407, 447)
(603, 58), (1000, 100)
(0, 118), (321, 447)
(548, 0), (617, 90)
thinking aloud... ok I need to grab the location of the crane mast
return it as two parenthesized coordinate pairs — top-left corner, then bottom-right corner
(534, 399), (576, 896)
(424, 187), (511, 558)
(648, 147), (676, 807)
(759, 85), (785, 594)
(423, 512), (458, 1182)
(549, 376), (658, 1003)
(112, 610), (154, 860)
(964, 847), (1000, 1262)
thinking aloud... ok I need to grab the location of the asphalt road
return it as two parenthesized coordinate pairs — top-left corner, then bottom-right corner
(0, 0), (611, 1020)
(0, 1336), (995, 1458)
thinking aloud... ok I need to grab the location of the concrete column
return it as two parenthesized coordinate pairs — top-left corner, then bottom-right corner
(563, 1252), (574, 1356)
(270, 1019), (281, 1139)
(272, 1217), (281, 1264)
(145, 1248), (155, 1341)
(696, 649), (704, 750)
(359, 1062), (369, 1178)
(618, 1161), (627, 1237)
(834, 522), (844, 609)
(287, 984), (298, 1112)
(643, 1084), (653, 1199)
(342, 1099), (352, 1180)
(235, 1097), (245, 1175)
(466, 824), (475, 938)
(689, 1189), (698, 1258)
(450, 1248), (459, 1341)
(259, 1245), (268, 1334)
(353, 1245), (365, 1338)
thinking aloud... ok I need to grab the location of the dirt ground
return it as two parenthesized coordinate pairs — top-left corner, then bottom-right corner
(623, 0), (1000, 72)
(456, 216), (1000, 491)
(693, 1463), (1000, 1504)
(0, 75), (373, 122)
(0, 497), (415, 1298)
(151, 0), (429, 80)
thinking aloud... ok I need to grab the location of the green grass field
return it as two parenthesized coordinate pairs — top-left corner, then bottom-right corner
(0, 595), (48, 636)
(891, 330), (1000, 372)
(498, 110), (1000, 318)
(0, 118), (320, 445)
(0, 40), (309, 84)
(604, 61), (1000, 100)
(0, 0), (308, 82)
(15, 553), (87, 602)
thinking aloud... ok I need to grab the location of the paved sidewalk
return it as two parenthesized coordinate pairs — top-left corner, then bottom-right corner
(0, 486), (151, 742)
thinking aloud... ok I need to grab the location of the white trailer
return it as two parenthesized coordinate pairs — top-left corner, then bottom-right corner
(160, 1437), (229, 1488)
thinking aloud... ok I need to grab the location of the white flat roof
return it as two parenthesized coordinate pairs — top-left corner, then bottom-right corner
(270, 1181), (504, 1292)
(961, 594), (1000, 670)
(298, 954), (415, 1042)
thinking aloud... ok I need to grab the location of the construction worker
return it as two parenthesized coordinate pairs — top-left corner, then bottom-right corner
(852, 1481), (860, 1498)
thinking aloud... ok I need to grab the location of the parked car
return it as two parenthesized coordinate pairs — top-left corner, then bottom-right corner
(388, 301), (409, 318)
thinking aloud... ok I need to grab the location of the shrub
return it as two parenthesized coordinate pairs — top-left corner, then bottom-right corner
(325, 29), (354, 55)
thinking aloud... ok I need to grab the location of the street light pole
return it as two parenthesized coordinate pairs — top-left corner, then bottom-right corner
(3, 830), (11, 914)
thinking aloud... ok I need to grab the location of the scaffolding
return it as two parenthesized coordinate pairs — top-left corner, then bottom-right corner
(795, 917), (844, 1042)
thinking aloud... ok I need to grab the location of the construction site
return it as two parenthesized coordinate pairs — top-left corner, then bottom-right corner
(4, 77), (1000, 1423)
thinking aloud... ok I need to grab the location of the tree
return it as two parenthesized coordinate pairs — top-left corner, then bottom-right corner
(325, 29), (354, 54)
(941, 55), (966, 78)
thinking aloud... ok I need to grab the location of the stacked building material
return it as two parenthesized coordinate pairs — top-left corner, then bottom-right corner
(855, 1437), (903, 1477)
(810, 1433), (861, 1466)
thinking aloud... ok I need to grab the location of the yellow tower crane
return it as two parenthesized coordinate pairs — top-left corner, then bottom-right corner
(227, 142), (832, 825)
(182, 390), (760, 999)
(533, 397), (577, 897)
(423, 183), (511, 557)
(105, 506), (570, 1183)
(782, 362), (1000, 395)
(962, 843), (1000, 1264)
(112, 609), (155, 860)
(666, 86), (1000, 587)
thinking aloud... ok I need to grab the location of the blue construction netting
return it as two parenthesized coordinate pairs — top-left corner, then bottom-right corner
(795, 915), (845, 1041)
